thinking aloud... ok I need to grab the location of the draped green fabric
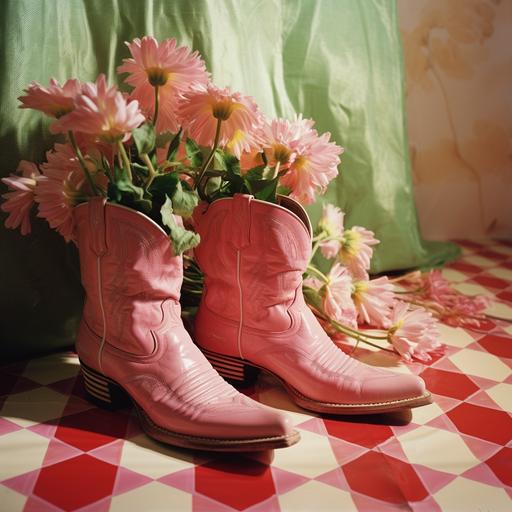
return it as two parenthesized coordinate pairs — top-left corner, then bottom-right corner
(0, 0), (459, 359)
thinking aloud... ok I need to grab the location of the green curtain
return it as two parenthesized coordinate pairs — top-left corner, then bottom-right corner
(0, 0), (459, 359)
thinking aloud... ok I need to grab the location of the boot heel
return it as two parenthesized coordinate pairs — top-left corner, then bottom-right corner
(201, 348), (260, 387)
(80, 361), (131, 410)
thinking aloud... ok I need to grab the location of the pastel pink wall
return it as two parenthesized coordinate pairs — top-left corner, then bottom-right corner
(398, 0), (512, 240)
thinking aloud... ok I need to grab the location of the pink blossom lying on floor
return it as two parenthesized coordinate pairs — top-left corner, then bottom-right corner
(1, 161), (40, 235)
(397, 269), (491, 328)
(388, 301), (442, 362)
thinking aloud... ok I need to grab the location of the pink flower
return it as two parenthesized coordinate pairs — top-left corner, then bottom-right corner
(322, 264), (358, 329)
(268, 116), (342, 205)
(398, 270), (491, 328)
(1, 161), (40, 235)
(352, 276), (395, 328)
(118, 37), (208, 133)
(340, 226), (379, 279)
(35, 144), (106, 241)
(388, 301), (441, 362)
(59, 75), (145, 143)
(178, 84), (262, 157)
(317, 204), (344, 259)
(18, 79), (82, 132)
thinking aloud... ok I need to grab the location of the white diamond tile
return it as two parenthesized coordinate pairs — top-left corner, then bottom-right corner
(397, 426), (479, 474)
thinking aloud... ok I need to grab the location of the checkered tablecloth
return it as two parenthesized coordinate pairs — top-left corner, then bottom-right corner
(1, 240), (511, 511)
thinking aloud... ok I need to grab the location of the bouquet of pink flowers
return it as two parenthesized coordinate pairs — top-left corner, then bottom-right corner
(2, 36), (489, 363)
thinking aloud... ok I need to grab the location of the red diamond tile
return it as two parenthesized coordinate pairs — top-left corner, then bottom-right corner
(471, 275), (509, 290)
(343, 451), (428, 504)
(195, 459), (275, 510)
(477, 334), (512, 359)
(33, 455), (118, 510)
(55, 408), (129, 451)
(485, 447), (512, 487)
(0, 372), (40, 397)
(446, 403), (512, 445)
(448, 261), (483, 274)
(323, 418), (394, 449)
(420, 368), (479, 400)
(496, 290), (512, 303)
(477, 249), (509, 261)
(455, 240), (486, 251)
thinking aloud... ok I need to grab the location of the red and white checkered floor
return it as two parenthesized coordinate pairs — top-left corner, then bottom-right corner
(1, 240), (511, 511)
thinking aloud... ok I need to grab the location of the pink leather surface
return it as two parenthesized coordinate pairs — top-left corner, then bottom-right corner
(74, 199), (293, 440)
(194, 194), (426, 405)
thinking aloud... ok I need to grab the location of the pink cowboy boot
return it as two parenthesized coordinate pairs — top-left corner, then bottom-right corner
(193, 194), (432, 414)
(74, 197), (299, 451)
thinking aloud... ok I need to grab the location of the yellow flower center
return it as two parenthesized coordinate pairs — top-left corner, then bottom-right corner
(293, 155), (307, 170)
(272, 143), (292, 164)
(146, 67), (169, 87)
(212, 100), (239, 121)
(341, 229), (362, 258)
(351, 280), (369, 304)
(388, 319), (404, 335)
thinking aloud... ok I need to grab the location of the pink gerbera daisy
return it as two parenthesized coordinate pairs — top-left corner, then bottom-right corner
(18, 79), (82, 133)
(352, 275), (395, 328)
(59, 75), (144, 143)
(178, 84), (262, 155)
(387, 301), (441, 362)
(118, 36), (209, 133)
(35, 144), (106, 241)
(339, 226), (379, 279)
(260, 116), (342, 205)
(317, 203), (344, 259)
(1, 161), (40, 235)
(321, 264), (358, 329)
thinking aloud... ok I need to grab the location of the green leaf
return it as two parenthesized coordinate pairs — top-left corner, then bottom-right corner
(149, 171), (179, 197)
(167, 128), (183, 161)
(132, 162), (149, 177)
(185, 138), (203, 167)
(244, 165), (266, 181)
(160, 196), (201, 255)
(277, 185), (291, 196)
(132, 124), (156, 155)
(155, 131), (174, 148)
(252, 177), (279, 203)
(171, 180), (199, 218)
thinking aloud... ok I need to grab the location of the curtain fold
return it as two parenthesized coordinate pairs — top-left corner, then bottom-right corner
(0, 0), (459, 359)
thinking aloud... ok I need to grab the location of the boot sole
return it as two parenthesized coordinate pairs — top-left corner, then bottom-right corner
(80, 360), (300, 451)
(202, 348), (433, 414)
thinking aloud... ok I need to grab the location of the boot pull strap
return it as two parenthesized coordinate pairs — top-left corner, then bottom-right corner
(231, 194), (252, 249)
(88, 197), (108, 256)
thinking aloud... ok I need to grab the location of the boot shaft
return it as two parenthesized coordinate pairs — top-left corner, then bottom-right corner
(74, 198), (183, 355)
(193, 194), (312, 332)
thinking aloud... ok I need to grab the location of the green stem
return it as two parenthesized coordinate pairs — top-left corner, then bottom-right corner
(68, 131), (100, 195)
(196, 118), (222, 197)
(141, 153), (158, 190)
(305, 264), (329, 283)
(117, 140), (132, 181)
(153, 85), (160, 126)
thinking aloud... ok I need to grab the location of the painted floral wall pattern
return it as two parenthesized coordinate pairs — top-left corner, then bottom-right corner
(398, 0), (512, 239)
